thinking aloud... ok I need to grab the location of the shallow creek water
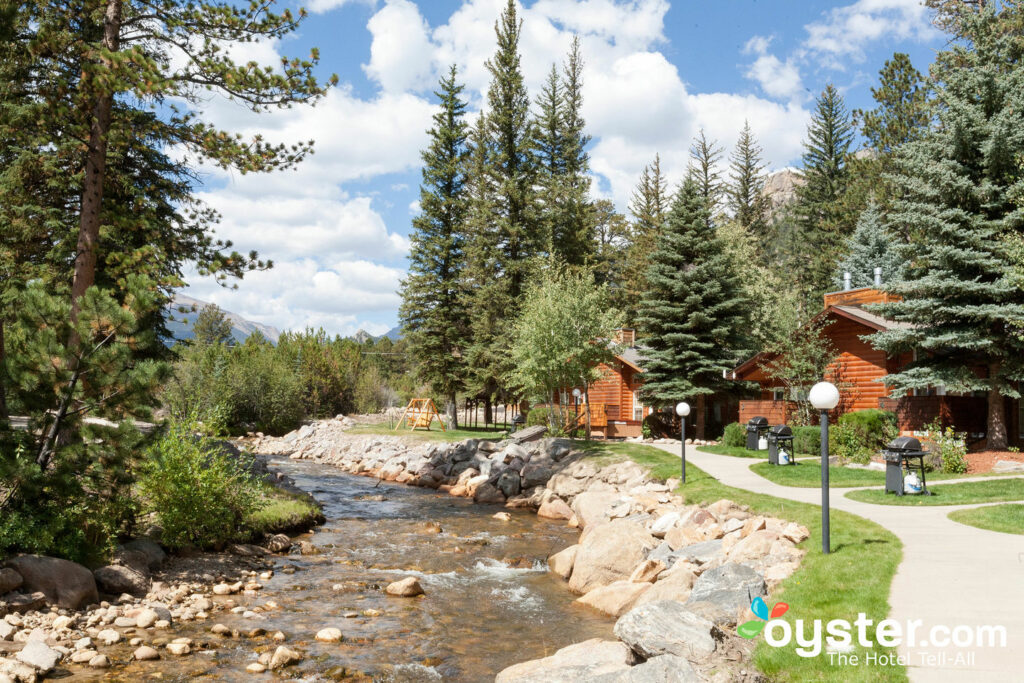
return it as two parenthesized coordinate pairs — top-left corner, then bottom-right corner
(89, 456), (613, 682)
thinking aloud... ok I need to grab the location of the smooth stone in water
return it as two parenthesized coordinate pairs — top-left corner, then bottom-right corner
(385, 576), (424, 597)
(315, 627), (343, 643)
(134, 645), (160, 661)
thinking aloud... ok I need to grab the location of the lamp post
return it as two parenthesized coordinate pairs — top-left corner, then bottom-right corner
(808, 381), (840, 555)
(676, 402), (691, 484)
(572, 388), (582, 434)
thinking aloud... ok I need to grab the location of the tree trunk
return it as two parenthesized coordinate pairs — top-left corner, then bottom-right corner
(695, 394), (706, 441)
(584, 381), (591, 441)
(484, 397), (492, 426)
(0, 319), (7, 422)
(70, 0), (122, 322)
(987, 366), (1007, 450)
(446, 393), (458, 430)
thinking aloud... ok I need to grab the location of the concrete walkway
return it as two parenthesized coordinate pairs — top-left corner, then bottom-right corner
(653, 443), (1024, 683)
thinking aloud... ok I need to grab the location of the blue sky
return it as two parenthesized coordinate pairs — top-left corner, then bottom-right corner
(183, 0), (946, 337)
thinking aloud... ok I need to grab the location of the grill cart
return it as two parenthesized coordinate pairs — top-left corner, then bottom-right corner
(881, 436), (934, 496)
(767, 425), (795, 465)
(746, 416), (770, 451)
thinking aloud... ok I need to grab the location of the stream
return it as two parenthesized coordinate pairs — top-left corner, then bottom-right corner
(98, 455), (613, 681)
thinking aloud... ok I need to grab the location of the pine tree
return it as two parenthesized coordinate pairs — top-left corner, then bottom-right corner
(399, 66), (471, 428)
(791, 84), (855, 307)
(533, 64), (566, 257)
(623, 155), (669, 326)
(728, 121), (771, 239)
(192, 304), (233, 346)
(872, 5), (1024, 450)
(637, 179), (749, 437)
(854, 53), (930, 156)
(688, 130), (725, 218)
(834, 203), (906, 289)
(465, 0), (541, 417)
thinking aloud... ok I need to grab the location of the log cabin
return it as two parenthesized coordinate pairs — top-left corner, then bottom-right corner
(731, 287), (1023, 445)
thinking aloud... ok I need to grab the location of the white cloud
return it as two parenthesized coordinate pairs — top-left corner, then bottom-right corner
(308, 0), (377, 14)
(364, 0), (436, 92)
(803, 0), (938, 64)
(746, 54), (805, 101)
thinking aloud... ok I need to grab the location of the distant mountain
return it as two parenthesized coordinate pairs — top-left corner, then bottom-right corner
(350, 326), (403, 343)
(166, 294), (281, 345)
(382, 325), (402, 341)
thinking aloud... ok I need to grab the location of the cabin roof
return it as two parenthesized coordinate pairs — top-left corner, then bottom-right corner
(616, 345), (647, 371)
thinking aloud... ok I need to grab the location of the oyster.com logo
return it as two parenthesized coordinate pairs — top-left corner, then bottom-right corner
(738, 597), (789, 639)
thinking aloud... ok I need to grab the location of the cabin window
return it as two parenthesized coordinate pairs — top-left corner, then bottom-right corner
(633, 391), (643, 421)
(773, 389), (785, 401)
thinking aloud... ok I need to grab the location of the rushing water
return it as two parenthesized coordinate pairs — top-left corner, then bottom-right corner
(89, 456), (613, 682)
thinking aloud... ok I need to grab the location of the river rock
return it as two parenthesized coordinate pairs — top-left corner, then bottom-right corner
(88, 654), (110, 669)
(595, 654), (703, 682)
(614, 601), (716, 661)
(269, 646), (302, 669)
(96, 629), (121, 645)
(628, 559), (665, 584)
(672, 539), (724, 565)
(685, 563), (766, 626)
(71, 650), (97, 664)
(537, 497), (573, 520)
(0, 622), (14, 641)
(635, 566), (697, 606)
(493, 511), (512, 522)
(4, 555), (98, 609)
(568, 519), (657, 594)
(0, 569), (23, 596)
(166, 642), (190, 656)
(548, 545), (578, 580)
(571, 492), (622, 529)
(727, 530), (777, 563)
(781, 522), (810, 544)
(315, 628), (343, 643)
(385, 577), (423, 597)
(266, 534), (292, 553)
(495, 638), (633, 682)
(15, 641), (61, 673)
(473, 482), (506, 504)
(135, 608), (159, 629)
(497, 470), (522, 498)
(575, 581), (651, 617)
(94, 564), (150, 596)
(246, 662), (267, 673)
(121, 538), (166, 570)
(134, 646), (160, 661)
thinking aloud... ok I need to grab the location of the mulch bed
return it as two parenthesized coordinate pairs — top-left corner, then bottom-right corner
(965, 450), (1024, 474)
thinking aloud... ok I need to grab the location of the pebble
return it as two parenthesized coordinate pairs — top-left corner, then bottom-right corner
(71, 650), (98, 664)
(315, 627), (343, 643)
(246, 662), (267, 673)
(272, 631), (287, 642)
(269, 645), (302, 669)
(88, 654), (111, 668)
(343, 612), (358, 619)
(166, 642), (191, 656)
(134, 645), (160, 661)
(97, 628), (122, 645)
(385, 576), (424, 597)
(211, 624), (231, 636)
(136, 608), (160, 629)
(492, 511), (512, 521)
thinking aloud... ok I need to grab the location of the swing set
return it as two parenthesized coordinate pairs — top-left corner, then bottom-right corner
(395, 398), (447, 431)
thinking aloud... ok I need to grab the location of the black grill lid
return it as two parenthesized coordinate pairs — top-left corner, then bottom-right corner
(885, 436), (922, 452)
(748, 416), (769, 427)
(769, 425), (793, 437)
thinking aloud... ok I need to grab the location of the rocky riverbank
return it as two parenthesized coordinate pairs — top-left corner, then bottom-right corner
(247, 418), (809, 681)
(0, 453), (322, 682)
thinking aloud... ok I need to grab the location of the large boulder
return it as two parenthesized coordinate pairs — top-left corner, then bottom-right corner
(571, 491), (622, 529)
(569, 519), (657, 594)
(521, 460), (556, 489)
(591, 654), (703, 683)
(495, 638), (633, 682)
(473, 482), (507, 504)
(497, 470), (522, 498)
(542, 438), (573, 461)
(121, 538), (166, 570)
(548, 545), (578, 580)
(5, 556), (98, 609)
(0, 569), (23, 596)
(614, 601), (717, 661)
(635, 566), (697, 606)
(16, 640), (62, 673)
(575, 581), (651, 617)
(685, 563), (766, 626)
(537, 497), (573, 520)
(94, 564), (150, 597)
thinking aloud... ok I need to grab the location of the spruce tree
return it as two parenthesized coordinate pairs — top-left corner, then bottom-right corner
(834, 203), (905, 289)
(193, 305), (233, 346)
(854, 53), (930, 156)
(728, 121), (771, 239)
(534, 64), (566, 257)
(465, 0), (541, 417)
(637, 179), (749, 437)
(399, 67), (471, 428)
(688, 130), (726, 217)
(791, 84), (855, 306)
(623, 155), (669, 326)
(872, 5), (1024, 449)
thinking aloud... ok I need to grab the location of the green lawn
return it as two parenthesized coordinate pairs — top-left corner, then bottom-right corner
(846, 477), (1024, 506)
(750, 460), (886, 488)
(346, 422), (508, 443)
(948, 504), (1024, 535)
(585, 442), (905, 682)
(698, 444), (768, 458)
(243, 485), (324, 538)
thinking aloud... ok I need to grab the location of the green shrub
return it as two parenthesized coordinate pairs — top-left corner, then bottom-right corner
(722, 422), (745, 448)
(830, 410), (898, 464)
(138, 417), (260, 550)
(924, 420), (968, 474)
(642, 412), (674, 439)
(792, 426), (822, 454)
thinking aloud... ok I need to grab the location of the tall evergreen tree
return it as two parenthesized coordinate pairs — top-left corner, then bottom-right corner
(728, 121), (771, 239)
(399, 67), (471, 428)
(192, 304), (233, 346)
(872, 4), (1024, 450)
(534, 64), (566, 257)
(558, 36), (594, 264)
(688, 129), (725, 217)
(791, 84), (855, 307)
(623, 155), (669, 326)
(854, 53), (931, 156)
(465, 0), (541, 418)
(834, 203), (906, 289)
(637, 179), (749, 438)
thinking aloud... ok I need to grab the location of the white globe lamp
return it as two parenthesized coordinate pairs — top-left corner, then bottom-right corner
(808, 382), (840, 411)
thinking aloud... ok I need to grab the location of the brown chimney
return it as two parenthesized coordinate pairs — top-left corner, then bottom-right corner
(614, 329), (635, 347)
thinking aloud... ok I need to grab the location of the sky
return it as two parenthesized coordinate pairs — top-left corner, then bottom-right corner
(181, 0), (948, 338)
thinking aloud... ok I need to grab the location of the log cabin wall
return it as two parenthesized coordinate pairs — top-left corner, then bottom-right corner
(826, 315), (890, 413)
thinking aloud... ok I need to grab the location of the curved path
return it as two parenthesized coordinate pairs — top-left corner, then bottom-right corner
(653, 443), (1024, 683)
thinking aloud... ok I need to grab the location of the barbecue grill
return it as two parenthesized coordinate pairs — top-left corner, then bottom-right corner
(746, 416), (769, 451)
(881, 436), (934, 496)
(767, 425), (795, 465)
